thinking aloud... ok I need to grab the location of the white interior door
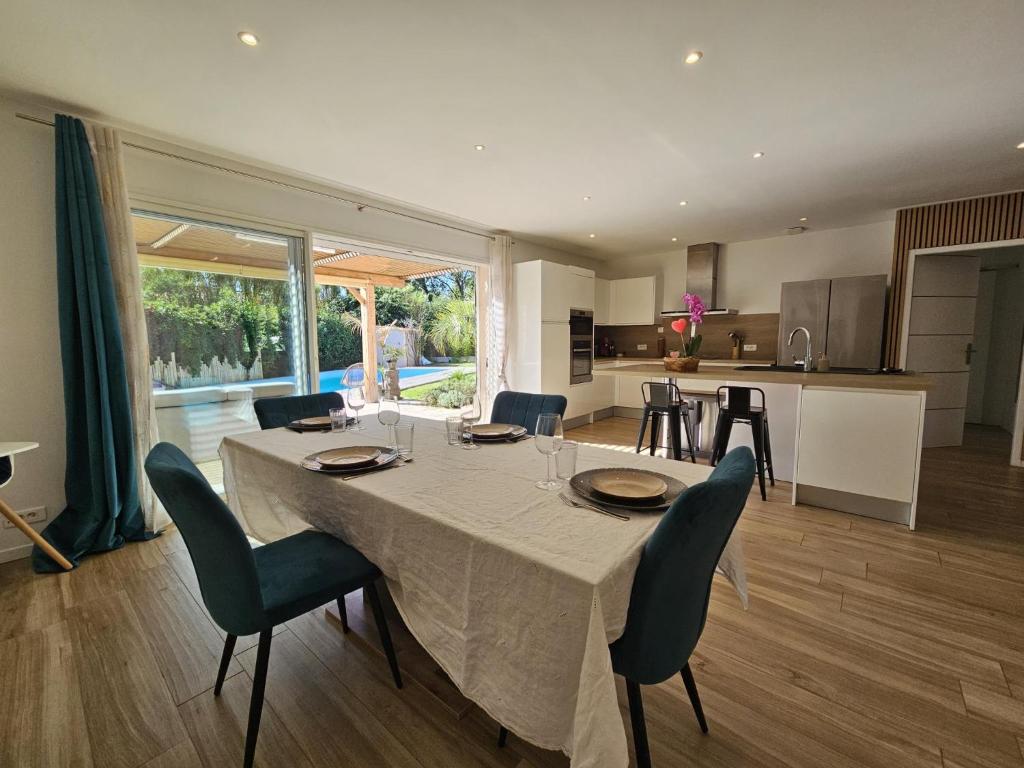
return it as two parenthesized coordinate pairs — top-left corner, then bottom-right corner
(905, 254), (981, 447)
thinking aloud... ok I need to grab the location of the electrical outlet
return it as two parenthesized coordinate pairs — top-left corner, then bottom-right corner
(637, 344), (648, 351)
(2, 506), (47, 529)
(743, 343), (757, 352)
(656, 327), (664, 334)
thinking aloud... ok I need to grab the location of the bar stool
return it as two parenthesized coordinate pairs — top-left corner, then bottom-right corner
(710, 386), (774, 500)
(635, 382), (697, 463)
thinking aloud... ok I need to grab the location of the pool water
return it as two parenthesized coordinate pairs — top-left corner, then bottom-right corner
(318, 366), (448, 391)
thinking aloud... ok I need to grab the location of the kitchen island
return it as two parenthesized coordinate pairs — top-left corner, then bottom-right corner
(592, 362), (930, 528)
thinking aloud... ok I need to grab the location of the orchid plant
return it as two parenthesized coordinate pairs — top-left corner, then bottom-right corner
(668, 292), (706, 358)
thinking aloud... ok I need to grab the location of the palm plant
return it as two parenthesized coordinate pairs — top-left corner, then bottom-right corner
(427, 299), (476, 356)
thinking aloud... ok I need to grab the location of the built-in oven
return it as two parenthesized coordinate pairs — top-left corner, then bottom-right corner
(569, 309), (594, 384)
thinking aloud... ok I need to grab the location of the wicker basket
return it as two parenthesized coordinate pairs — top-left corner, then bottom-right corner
(663, 356), (700, 372)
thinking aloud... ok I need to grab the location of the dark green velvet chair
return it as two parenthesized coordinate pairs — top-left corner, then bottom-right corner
(490, 391), (567, 435)
(253, 391), (344, 430)
(498, 447), (754, 767)
(144, 442), (401, 768)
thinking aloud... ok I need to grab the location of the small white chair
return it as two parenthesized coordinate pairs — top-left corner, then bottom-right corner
(0, 442), (73, 570)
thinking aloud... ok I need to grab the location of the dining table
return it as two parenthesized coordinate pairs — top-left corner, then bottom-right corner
(220, 415), (747, 768)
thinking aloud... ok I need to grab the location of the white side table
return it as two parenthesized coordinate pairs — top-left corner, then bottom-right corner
(0, 442), (73, 570)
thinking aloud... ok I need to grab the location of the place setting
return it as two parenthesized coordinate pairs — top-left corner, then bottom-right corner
(300, 397), (413, 479)
(442, 398), (532, 449)
(531, 412), (687, 522)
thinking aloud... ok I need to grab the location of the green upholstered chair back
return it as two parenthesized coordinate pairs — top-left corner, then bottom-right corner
(253, 392), (344, 430)
(610, 447), (754, 685)
(490, 391), (568, 435)
(145, 442), (265, 636)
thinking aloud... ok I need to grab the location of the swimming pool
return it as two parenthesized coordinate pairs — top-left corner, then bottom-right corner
(250, 366), (453, 391)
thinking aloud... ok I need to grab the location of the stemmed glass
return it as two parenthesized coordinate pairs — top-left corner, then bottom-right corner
(534, 413), (564, 490)
(347, 386), (366, 430)
(377, 396), (401, 448)
(461, 397), (482, 450)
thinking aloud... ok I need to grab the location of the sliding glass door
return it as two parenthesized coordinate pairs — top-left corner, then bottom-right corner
(133, 211), (309, 488)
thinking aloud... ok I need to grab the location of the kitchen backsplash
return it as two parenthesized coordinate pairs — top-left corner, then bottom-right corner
(596, 313), (780, 361)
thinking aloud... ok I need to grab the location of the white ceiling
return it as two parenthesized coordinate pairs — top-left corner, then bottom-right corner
(2, 0), (1023, 258)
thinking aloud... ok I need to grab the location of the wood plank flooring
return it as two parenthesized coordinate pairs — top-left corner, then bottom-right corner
(0, 420), (1021, 767)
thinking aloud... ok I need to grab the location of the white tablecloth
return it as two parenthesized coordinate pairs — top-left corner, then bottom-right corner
(220, 417), (746, 768)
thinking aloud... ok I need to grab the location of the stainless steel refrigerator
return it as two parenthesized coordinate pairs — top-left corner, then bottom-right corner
(777, 275), (887, 369)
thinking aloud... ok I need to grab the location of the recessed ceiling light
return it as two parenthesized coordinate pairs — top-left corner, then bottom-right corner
(671, 237), (678, 242)
(1017, 141), (1024, 149)
(474, 144), (486, 151)
(583, 195), (592, 201)
(684, 51), (703, 64)
(799, 217), (808, 222)
(679, 200), (688, 207)
(752, 151), (765, 159)
(588, 233), (596, 239)
(237, 31), (259, 46)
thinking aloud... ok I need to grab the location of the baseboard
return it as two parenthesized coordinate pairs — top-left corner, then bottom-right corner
(0, 542), (32, 564)
(613, 406), (644, 419)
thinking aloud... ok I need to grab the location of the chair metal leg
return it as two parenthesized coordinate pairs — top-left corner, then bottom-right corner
(681, 409), (697, 463)
(497, 726), (509, 748)
(750, 415), (767, 501)
(625, 679), (652, 768)
(337, 596), (350, 633)
(636, 408), (651, 454)
(763, 418), (776, 486)
(680, 663), (709, 734)
(668, 406), (683, 461)
(709, 412), (731, 466)
(649, 413), (661, 456)
(243, 630), (273, 768)
(365, 581), (403, 689)
(214, 634), (237, 696)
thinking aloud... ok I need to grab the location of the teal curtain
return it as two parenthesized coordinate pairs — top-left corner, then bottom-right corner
(33, 115), (154, 572)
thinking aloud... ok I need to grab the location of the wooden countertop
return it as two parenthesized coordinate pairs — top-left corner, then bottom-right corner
(593, 363), (931, 391)
(595, 357), (774, 365)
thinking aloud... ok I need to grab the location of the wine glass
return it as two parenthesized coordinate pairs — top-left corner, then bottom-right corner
(377, 396), (401, 448)
(534, 413), (564, 490)
(461, 396), (482, 450)
(347, 386), (366, 430)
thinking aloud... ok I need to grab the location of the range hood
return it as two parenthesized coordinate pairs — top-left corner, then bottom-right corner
(661, 242), (737, 317)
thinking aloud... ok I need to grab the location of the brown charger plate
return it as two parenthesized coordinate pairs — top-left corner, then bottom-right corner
(287, 416), (333, 432)
(466, 424), (529, 441)
(301, 448), (399, 475)
(315, 446), (381, 469)
(570, 468), (687, 512)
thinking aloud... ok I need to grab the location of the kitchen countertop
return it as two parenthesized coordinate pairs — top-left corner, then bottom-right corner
(593, 363), (931, 391)
(595, 357), (775, 365)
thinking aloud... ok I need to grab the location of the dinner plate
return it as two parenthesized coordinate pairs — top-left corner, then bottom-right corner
(314, 446), (381, 469)
(588, 469), (668, 502)
(570, 469), (687, 512)
(466, 424), (528, 441)
(301, 449), (399, 475)
(287, 416), (333, 432)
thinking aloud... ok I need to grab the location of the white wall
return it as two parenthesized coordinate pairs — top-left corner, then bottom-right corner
(510, 237), (605, 275)
(0, 103), (65, 561)
(601, 220), (895, 314)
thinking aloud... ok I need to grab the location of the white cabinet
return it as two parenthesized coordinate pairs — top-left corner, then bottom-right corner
(523, 261), (594, 322)
(607, 276), (657, 325)
(594, 278), (611, 324)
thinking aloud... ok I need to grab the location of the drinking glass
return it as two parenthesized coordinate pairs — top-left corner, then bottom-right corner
(347, 386), (366, 430)
(556, 440), (578, 481)
(534, 413), (564, 490)
(377, 396), (401, 447)
(329, 407), (347, 433)
(394, 423), (415, 457)
(461, 397), (482, 450)
(445, 416), (463, 446)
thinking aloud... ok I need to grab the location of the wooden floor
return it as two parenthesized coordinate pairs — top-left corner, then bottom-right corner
(1, 420), (1023, 767)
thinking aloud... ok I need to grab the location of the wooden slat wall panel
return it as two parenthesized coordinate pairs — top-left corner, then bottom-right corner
(885, 191), (1024, 368)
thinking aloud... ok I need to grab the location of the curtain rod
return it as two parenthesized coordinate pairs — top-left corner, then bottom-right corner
(15, 111), (495, 242)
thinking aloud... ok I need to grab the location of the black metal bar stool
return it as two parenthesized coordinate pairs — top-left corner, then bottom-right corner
(635, 382), (697, 463)
(710, 386), (775, 500)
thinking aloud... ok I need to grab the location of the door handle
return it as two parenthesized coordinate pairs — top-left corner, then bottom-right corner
(965, 343), (974, 365)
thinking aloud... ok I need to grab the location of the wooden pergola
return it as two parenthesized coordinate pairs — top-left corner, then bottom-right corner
(133, 213), (458, 401)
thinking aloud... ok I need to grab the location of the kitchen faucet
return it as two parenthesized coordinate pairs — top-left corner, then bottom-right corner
(788, 326), (814, 371)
